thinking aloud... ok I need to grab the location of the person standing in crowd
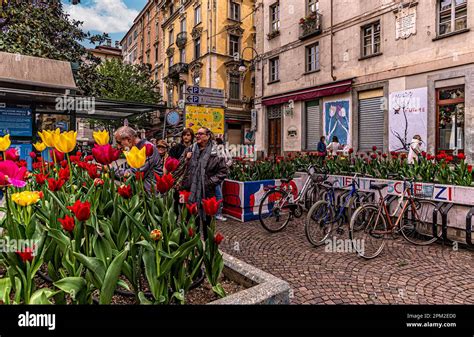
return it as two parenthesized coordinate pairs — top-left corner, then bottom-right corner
(408, 134), (422, 164)
(317, 136), (327, 158)
(150, 138), (157, 147)
(215, 137), (233, 221)
(169, 128), (195, 160)
(183, 127), (228, 239)
(327, 136), (341, 157)
(156, 140), (169, 176)
(113, 126), (159, 192)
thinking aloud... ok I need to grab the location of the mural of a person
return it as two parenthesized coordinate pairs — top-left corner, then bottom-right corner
(325, 100), (350, 146)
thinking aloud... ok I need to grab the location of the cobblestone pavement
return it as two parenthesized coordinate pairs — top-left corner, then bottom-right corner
(217, 217), (474, 304)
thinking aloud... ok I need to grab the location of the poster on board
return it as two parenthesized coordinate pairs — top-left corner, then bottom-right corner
(185, 105), (225, 138)
(324, 100), (350, 146)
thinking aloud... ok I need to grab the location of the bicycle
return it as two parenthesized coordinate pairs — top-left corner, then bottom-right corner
(258, 165), (327, 233)
(304, 173), (366, 246)
(349, 177), (440, 259)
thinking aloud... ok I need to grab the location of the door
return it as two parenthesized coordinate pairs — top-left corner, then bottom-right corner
(267, 105), (282, 157)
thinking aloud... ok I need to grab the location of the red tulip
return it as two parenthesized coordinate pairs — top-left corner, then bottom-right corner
(145, 143), (154, 157)
(372, 146), (377, 151)
(188, 227), (194, 237)
(68, 200), (91, 222)
(38, 191), (44, 199)
(87, 164), (100, 179)
(382, 153), (388, 158)
(35, 173), (49, 185)
(370, 154), (377, 160)
(348, 148), (354, 154)
(48, 178), (65, 192)
(154, 173), (174, 194)
(58, 215), (75, 232)
(92, 144), (121, 166)
(60, 160), (68, 168)
(69, 155), (81, 163)
(50, 149), (65, 162)
(16, 160), (27, 168)
(0, 174), (8, 186)
(186, 202), (198, 215)
(94, 178), (104, 187)
(165, 157), (180, 173)
(202, 197), (222, 216)
(468, 165), (472, 173)
(16, 247), (35, 262)
(457, 153), (466, 160)
(5, 148), (19, 161)
(135, 171), (144, 181)
(179, 190), (191, 204)
(118, 184), (133, 199)
(214, 233), (224, 245)
(29, 151), (37, 159)
(150, 229), (163, 241)
(85, 155), (94, 162)
(59, 167), (70, 180)
(446, 155), (454, 163)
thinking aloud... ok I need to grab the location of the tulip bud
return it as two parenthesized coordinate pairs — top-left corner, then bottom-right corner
(150, 229), (163, 241)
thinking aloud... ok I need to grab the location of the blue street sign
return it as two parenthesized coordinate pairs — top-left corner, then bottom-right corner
(0, 108), (33, 137)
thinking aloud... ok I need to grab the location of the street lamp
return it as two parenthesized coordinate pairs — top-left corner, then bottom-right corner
(237, 46), (261, 74)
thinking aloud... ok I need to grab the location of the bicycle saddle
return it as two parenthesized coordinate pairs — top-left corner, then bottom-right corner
(371, 183), (388, 190)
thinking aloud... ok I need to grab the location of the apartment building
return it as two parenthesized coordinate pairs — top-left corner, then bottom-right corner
(159, 0), (257, 144)
(254, 0), (474, 161)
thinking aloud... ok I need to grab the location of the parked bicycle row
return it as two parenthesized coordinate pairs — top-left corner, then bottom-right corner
(258, 165), (442, 259)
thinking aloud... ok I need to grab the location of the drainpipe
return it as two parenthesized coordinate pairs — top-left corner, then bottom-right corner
(208, 0), (213, 87)
(331, 0), (336, 81)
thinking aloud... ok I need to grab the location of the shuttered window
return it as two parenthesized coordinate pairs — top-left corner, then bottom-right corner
(358, 95), (384, 151)
(305, 100), (321, 151)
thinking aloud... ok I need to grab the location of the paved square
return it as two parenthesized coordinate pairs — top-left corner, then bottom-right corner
(217, 218), (474, 304)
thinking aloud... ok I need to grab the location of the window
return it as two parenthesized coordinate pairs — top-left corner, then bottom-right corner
(438, 0), (467, 36)
(229, 34), (240, 57)
(307, 0), (319, 13)
(169, 28), (174, 46)
(155, 44), (159, 62)
(128, 35), (132, 45)
(180, 48), (186, 63)
(179, 83), (186, 101)
(229, 1), (241, 21)
(170, 3), (174, 16)
(229, 74), (241, 100)
(437, 86), (465, 152)
(269, 57), (279, 82)
(133, 30), (138, 40)
(361, 21), (381, 57)
(195, 5), (202, 25)
(305, 100), (321, 151)
(180, 18), (187, 32)
(169, 55), (174, 68)
(147, 30), (150, 45)
(147, 10), (150, 22)
(270, 3), (280, 32)
(194, 37), (201, 59)
(306, 42), (320, 72)
(123, 41), (127, 51)
(168, 87), (174, 106)
(146, 51), (150, 64)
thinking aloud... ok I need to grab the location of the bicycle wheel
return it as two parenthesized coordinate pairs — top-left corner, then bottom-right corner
(345, 192), (363, 224)
(258, 189), (292, 233)
(305, 200), (334, 246)
(401, 199), (440, 245)
(349, 204), (387, 259)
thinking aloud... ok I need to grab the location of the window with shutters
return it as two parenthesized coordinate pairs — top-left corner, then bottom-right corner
(306, 43), (320, 73)
(305, 101), (321, 151)
(361, 21), (381, 57)
(270, 3), (280, 32)
(358, 93), (384, 151)
(269, 57), (279, 83)
(229, 74), (241, 100)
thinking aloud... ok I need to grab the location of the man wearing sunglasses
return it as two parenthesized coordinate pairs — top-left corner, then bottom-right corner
(182, 127), (228, 238)
(113, 126), (160, 192)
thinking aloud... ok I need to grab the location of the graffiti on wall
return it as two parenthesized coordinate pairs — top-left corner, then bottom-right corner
(324, 100), (350, 145)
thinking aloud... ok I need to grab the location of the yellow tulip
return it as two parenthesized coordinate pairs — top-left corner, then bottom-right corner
(33, 141), (47, 152)
(0, 134), (11, 151)
(38, 129), (60, 148)
(93, 130), (110, 145)
(124, 146), (146, 169)
(53, 130), (77, 154)
(11, 191), (41, 207)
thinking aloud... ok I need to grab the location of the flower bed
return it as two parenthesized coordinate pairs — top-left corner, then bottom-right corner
(0, 130), (227, 304)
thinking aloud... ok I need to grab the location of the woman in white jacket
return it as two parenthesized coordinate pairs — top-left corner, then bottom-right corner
(408, 135), (422, 164)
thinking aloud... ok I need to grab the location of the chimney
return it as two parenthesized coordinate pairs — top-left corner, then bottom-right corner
(106, 38), (112, 47)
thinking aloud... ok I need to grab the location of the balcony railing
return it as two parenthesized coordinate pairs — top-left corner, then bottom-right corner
(299, 12), (322, 40)
(168, 62), (189, 78)
(176, 32), (187, 49)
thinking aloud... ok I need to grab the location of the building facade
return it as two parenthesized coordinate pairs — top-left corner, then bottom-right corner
(87, 42), (122, 62)
(159, 0), (257, 144)
(254, 0), (474, 161)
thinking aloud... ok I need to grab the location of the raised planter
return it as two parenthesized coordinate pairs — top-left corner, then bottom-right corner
(209, 252), (290, 304)
(222, 176), (306, 222)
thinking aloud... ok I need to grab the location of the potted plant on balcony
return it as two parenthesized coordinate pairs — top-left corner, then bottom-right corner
(267, 30), (280, 40)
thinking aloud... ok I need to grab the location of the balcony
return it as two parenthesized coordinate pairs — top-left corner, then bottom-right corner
(168, 62), (189, 78)
(176, 32), (187, 49)
(299, 12), (322, 40)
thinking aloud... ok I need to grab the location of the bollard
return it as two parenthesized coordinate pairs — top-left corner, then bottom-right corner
(465, 207), (474, 247)
(439, 203), (454, 243)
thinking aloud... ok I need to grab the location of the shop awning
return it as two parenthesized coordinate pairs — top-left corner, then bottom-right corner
(262, 79), (352, 106)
